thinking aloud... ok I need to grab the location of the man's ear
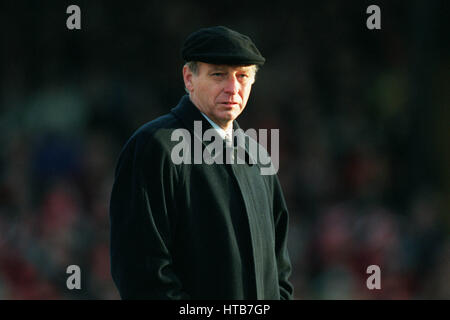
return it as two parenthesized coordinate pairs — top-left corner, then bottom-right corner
(183, 65), (194, 93)
(251, 67), (257, 85)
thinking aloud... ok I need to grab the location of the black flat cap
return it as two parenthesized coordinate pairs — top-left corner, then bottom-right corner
(181, 26), (265, 66)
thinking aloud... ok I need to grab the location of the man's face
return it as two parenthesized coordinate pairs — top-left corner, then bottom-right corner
(183, 62), (256, 130)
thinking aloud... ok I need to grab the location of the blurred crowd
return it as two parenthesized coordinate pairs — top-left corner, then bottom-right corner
(0, 1), (448, 299)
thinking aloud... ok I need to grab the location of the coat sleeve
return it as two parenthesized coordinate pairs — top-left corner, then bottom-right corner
(272, 175), (294, 300)
(109, 132), (189, 299)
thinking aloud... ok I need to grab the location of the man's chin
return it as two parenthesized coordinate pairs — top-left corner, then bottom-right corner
(220, 107), (241, 118)
(218, 112), (237, 123)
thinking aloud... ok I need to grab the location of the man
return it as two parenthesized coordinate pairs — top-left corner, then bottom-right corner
(110, 26), (293, 299)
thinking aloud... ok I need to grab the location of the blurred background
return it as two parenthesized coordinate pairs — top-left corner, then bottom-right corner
(0, 0), (448, 299)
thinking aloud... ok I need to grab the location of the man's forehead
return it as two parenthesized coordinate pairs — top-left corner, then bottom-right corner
(201, 62), (255, 72)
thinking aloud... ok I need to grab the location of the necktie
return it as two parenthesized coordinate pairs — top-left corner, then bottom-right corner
(224, 133), (233, 148)
(224, 133), (235, 163)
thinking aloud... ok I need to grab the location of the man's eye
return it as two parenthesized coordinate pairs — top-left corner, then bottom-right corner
(212, 73), (224, 77)
(238, 74), (249, 79)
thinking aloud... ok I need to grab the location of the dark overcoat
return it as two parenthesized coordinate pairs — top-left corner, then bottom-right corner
(110, 95), (293, 299)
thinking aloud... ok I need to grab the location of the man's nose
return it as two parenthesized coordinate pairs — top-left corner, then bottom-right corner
(223, 76), (239, 94)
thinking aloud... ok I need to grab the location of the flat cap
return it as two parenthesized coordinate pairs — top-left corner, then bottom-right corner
(181, 26), (265, 66)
